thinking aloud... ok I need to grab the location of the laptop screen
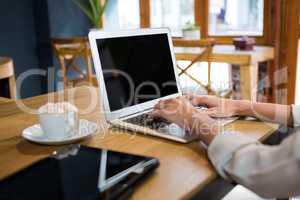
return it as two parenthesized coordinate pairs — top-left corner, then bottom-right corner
(96, 33), (179, 111)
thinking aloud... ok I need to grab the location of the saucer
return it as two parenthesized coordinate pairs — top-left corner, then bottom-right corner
(22, 119), (97, 145)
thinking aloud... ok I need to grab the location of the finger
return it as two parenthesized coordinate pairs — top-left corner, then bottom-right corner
(184, 94), (191, 99)
(150, 110), (163, 118)
(194, 96), (208, 103)
(194, 95), (217, 107)
(184, 95), (192, 103)
(155, 100), (169, 109)
(206, 108), (230, 118)
(184, 94), (203, 105)
(154, 101), (162, 109)
(164, 98), (176, 103)
(159, 99), (176, 109)
(178, 95), (186, 100)
(185, 93), (196, 99)
(190, 96), (202, 106)
(203, 108), (218, 117)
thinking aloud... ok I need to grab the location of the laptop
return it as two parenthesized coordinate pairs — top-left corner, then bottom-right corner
(89, 28), (236, 143)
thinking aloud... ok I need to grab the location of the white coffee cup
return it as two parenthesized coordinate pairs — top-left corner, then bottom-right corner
(38, 102), (79, 140)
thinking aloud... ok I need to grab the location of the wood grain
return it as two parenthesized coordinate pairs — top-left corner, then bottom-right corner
(0, 97), (11, 103)
(280, 0), (300, 104)
(0, 86), (279, 199)
(139, 0), (150, 28)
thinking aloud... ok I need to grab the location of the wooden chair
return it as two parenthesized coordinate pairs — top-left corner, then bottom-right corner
(173, 39), (232, 97)
(51, 37), (96, 88)
(0, 57), (16, 102)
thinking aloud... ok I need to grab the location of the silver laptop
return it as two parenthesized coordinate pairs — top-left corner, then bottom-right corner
(89, 28), (236, 143)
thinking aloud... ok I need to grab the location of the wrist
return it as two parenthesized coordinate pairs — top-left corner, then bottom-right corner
(197, 120), (221, 145)
(184, 108), (199, 129)
(187, 111), (222, 145)
(235, 100), (252, 116)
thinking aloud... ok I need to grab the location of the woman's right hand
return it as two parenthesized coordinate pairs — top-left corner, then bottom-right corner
(185, 94), (244, 118)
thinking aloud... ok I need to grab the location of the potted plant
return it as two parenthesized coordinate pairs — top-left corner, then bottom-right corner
(73, 0), (109, 29)
(182, 21), (201, 40)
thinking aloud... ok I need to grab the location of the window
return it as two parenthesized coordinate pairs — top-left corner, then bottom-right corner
(104, 0), (140, 30)
(150, 0), (194, 37)
(209, 0), (264, 36)
(178, 61), (231, 93)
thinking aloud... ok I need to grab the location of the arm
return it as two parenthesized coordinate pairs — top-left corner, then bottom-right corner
(235, 100), (293, 126)
(208, 130), (300, 199)
(188, 94), (296, 126)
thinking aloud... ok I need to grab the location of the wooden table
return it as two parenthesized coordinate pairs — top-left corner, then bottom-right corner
(0, 97), (11, 103)
(0, 86), (279, 199)
(175, 45), (275, 101)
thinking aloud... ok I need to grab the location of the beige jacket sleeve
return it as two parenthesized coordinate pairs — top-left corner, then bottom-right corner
(207, 105), (300, 199)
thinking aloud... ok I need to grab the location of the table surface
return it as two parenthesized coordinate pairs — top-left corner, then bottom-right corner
(0, 97), (11, 103)
(0, 86), (279, 199)
(175, 45), (274, 65)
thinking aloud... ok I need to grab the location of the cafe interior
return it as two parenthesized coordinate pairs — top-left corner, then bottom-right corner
(0, 0), (300, 199)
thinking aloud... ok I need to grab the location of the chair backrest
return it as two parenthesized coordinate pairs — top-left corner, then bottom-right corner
(51, 37), (93, 87)
(51, 37), (90, 56)
(0, 57), (16, 100)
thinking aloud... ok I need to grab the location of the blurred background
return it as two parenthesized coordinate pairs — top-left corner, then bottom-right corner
(0, 0), (299, 106)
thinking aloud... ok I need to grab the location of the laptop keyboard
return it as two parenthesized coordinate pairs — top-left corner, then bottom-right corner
(123, 113), (239, 132)
(124, 113), (170, 130)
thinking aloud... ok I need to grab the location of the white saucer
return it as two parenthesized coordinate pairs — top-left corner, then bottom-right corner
(22, 119), (97, 145)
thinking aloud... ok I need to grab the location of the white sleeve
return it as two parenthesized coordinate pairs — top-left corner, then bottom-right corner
(208, 130), (300, 199)
(293, 105), (300, 127)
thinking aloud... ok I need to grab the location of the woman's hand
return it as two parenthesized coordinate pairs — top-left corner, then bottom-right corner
(151, 97), (197, 128)
(151, 97), (220, 144)
(186, 94), (243, 118)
